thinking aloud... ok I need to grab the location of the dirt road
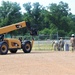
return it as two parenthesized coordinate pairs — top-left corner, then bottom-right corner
(0, 51), (75, 75)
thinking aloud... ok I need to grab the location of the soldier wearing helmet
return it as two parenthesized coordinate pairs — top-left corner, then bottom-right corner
(70, 34), (75, 51)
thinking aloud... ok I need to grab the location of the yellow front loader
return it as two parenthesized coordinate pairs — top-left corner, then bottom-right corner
(0, 21), (37, 55)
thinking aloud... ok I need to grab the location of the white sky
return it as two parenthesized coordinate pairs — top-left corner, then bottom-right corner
(0, 0), (75, 14)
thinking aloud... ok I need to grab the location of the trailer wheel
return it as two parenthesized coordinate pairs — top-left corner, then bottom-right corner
(22, 41), (32, 53)
(0, 42), (8, 55)
(10, 49), (17, 53)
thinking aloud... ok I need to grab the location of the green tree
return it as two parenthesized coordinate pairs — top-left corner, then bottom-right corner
(0, 1), (22, 35)
(23, 2), (44, 30)
(47, 1), (72, 36)
(23, 2), (32, 22)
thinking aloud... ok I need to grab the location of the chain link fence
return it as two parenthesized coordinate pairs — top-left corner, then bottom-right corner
(14, 35), (71, 51)
(5, 33), (71, 51)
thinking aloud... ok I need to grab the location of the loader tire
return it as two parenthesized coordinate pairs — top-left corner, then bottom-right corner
(0, 42), (8, 55)
(22, 41), (32, 53)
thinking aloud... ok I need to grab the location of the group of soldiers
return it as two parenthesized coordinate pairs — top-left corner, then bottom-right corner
(52, 34), (75, 51)
(52, 37), (64, 51)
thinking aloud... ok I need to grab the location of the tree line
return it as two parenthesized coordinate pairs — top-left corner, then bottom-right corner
(0, 1), (75, 37)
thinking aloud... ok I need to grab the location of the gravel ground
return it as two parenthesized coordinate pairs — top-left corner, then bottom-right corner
(0, 51), (75, 75)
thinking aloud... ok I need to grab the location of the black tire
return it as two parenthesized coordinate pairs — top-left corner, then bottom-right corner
(22, 41), (32, 53)
(10, 49), (17, 53)
(0, 42), (8, 55)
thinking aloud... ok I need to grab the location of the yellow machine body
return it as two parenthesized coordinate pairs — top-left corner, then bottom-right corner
(0, 21), (37, 55)
(4, 38), (21, 49)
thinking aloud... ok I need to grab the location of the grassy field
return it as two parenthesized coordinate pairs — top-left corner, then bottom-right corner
(32, 44), (53, 51)
(32, 41), (54, 51)
(32, 40), (71, 51)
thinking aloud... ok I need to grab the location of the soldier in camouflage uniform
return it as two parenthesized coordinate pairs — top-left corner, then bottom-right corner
(70, 34), (75, 51)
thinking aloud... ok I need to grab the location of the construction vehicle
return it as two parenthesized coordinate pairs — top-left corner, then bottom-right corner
(0, 21), (37, 55)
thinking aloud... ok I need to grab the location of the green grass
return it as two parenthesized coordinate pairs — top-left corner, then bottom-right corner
(32, 43), (72, 51)
(32, 44), (53, 51)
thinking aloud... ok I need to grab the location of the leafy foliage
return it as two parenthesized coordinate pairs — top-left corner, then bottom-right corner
(0, 1), (75, 37)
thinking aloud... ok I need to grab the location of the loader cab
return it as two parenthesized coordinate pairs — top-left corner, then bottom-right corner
(0, 34), (4, 41)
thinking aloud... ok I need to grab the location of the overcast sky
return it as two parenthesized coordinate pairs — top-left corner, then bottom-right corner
(0, 0), (75, 14)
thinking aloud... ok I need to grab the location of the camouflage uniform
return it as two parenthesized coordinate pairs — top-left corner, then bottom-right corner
(59, 37), (64, 51)
(70, 37), (75, 51)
